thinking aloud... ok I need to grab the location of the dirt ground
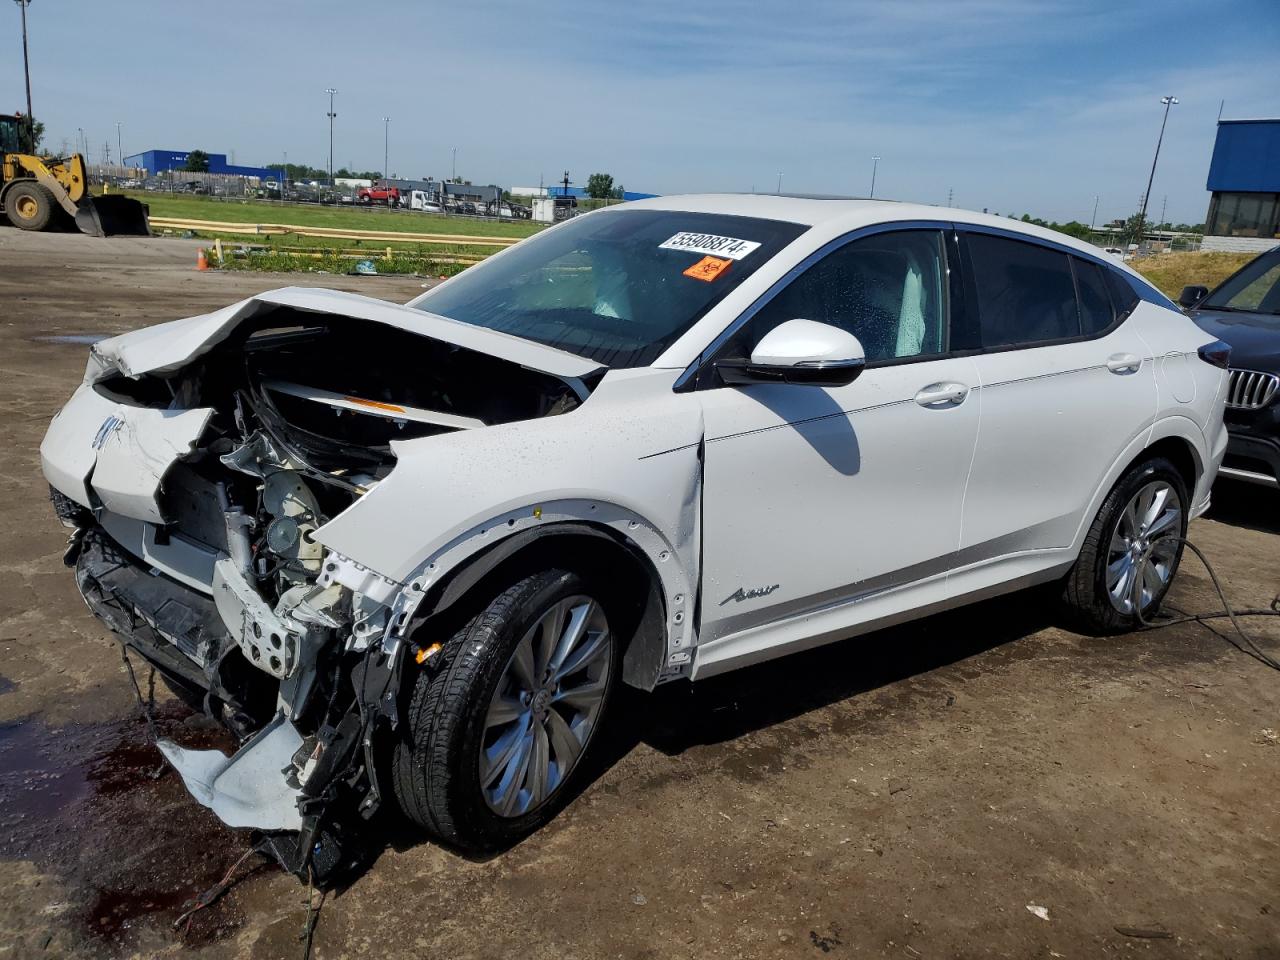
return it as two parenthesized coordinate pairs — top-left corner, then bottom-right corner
(1, 226), (1278, 960)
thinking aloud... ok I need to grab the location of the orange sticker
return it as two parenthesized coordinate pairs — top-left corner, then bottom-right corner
(683, 255), (732, 282)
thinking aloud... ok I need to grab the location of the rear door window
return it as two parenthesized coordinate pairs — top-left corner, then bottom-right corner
(965, 233), (1080, 348)
(1104, 269), (1141, 320)
(1073, 257), (1115, 335)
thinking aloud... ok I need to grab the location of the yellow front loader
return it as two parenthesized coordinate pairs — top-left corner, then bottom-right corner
(1, 114), (149, 236)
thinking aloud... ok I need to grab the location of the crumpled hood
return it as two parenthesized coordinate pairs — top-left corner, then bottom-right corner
(87, 286), (605, 383)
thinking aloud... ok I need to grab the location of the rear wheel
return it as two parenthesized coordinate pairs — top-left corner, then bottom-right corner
(1062, 457), (1188, 633)
(392, 569), (618, 852)
(5, 181), (55, 231)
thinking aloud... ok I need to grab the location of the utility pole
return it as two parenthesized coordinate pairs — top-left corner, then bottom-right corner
(1159, 194), (1167, 230)
(15, 0), (34, 146)
(776, 171), (783, 193)
(115, 121), (123, 168)
(325, 87), (338, 186)
(1091, 195), (1099, 231)
(1137, 95), (1177, 243)
(382, 117), (391, 210)
(869, 156), (880, 199)
(452, 147), (457, 181)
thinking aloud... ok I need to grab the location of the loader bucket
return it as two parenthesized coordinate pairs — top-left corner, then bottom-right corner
(74, 196), (151, 237)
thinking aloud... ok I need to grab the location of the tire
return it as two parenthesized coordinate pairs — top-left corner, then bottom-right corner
(5, 180), (55, 231)
(392, 568), (620, 852)
(1061, 456), (1189, 634)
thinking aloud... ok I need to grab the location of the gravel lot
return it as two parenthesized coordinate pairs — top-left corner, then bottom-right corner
(1, 227), (1278, 960)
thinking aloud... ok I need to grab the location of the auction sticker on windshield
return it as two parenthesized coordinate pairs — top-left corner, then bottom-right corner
(659, 232), (761, 261)
(683, 255), (733, 282)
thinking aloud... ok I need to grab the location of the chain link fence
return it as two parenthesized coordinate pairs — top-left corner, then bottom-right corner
(87, 167), (548, 225)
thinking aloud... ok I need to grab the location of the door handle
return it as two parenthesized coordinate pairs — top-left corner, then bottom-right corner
(1106, 353), (1141, 374)
(914, 382), (969, 407)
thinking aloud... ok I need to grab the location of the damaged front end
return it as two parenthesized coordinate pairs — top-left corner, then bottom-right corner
(42, 289), (601, 882)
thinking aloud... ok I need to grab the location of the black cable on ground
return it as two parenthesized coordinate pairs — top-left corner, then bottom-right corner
(300, 866), (327, 960)
(118, 644), (160, 743)
(1134, 535), (1280, 672)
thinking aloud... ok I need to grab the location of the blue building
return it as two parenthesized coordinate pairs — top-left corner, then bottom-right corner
(122, 149), (278, 182)
(1203, 119), (1280, 252)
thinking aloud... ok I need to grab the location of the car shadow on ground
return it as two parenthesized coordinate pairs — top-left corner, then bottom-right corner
(605, 588), (1055, 756)
(364, 586), (1057, 872)
(1204, 478), (1280, 535)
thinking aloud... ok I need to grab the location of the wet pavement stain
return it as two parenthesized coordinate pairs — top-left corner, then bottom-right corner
(0, 718), (92, 827)
(0, 701), (267, 953)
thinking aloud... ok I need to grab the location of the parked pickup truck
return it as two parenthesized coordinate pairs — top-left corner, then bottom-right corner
(356, 185), (401, 205)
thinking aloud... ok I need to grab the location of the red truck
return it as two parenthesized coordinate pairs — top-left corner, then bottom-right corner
(356, 184), (401, 206)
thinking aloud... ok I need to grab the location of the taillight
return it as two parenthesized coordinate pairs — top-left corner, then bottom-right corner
(1197, 340), (1231, 369)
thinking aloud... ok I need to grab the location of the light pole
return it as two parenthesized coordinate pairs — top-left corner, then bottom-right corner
(1137, 96), (1177, 244)
(115, 121), (123, 169)
(1091, 195), (1099, 231)
(14, 0), (33, 146)
(776, 171), (782, 193)
(325, 87), (338, 186)
(869, 156), (880, 199)
(382, 117), (391, 210)
(452, 147), (457, 181)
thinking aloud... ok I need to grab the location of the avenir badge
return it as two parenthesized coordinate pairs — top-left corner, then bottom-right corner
(719, 584), (781, 606)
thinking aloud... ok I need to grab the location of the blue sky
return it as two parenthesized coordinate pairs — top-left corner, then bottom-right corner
(12, 0), (1280, 224)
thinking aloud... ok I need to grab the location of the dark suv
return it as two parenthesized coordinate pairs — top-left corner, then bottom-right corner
(1180, 245), (1280, 488)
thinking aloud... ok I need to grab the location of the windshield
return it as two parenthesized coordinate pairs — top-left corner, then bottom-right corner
(1204, 249), (1280, 315)
(410, 209), (807, 367)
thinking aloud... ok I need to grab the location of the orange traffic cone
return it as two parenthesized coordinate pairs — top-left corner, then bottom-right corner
(196, 248), (209, 271)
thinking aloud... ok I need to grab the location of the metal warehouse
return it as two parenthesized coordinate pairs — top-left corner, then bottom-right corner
(1202, 119), (1280, 252)
(121, 149), (278, 182)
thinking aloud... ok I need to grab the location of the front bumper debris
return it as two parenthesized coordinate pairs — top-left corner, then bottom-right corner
(158, 713), (305, 831)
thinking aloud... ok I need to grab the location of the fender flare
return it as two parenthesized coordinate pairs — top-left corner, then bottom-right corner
(374, 500), (700, 689)
(1068, 415), (1208, 556)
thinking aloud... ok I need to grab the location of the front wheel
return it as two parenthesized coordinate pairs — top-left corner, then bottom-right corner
(392, 569), (618, 852)
(5, 181), (55, 231)
(1061, 456), (1188, 633)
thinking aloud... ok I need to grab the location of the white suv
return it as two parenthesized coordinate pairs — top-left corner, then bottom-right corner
(42, 196), (1228, 868)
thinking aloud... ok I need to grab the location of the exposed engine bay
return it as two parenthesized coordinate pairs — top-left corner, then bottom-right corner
(49, 297), (595, 881)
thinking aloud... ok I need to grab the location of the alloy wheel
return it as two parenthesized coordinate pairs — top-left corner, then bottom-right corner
(479, 595), (612, 817)
(1105, 479), (1182, 614)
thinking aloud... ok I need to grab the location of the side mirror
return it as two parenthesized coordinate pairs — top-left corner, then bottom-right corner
(1178, 285), (1209, 309)
(716, 318), (866, 387)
